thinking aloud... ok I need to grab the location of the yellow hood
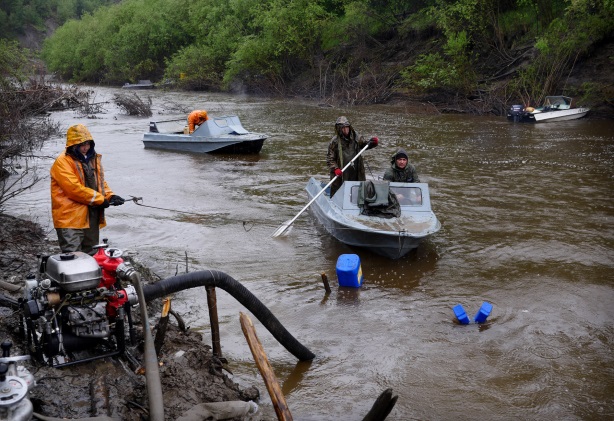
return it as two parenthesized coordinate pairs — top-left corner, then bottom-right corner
(66, 124), (94, 148)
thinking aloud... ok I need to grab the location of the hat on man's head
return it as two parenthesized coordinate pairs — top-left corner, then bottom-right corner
(335, 116), (351, 127)
(66, 124), (94, 147)
(394, 148), (409, 160)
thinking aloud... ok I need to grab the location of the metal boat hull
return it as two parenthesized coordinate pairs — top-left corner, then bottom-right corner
(306, 178), (440, 259)
(122, 80), (155, 89)
(532, 107), (589, 122)
(142, 134), (265, 154)
(142, 115), (267, 154)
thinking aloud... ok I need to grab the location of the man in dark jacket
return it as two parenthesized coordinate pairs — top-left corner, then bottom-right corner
(326, 116), (378, 197)
(383, 148), (420, 183)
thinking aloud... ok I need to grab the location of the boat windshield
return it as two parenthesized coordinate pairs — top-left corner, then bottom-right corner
(349, 185), (423, 206)
(543, 96), (571, 109)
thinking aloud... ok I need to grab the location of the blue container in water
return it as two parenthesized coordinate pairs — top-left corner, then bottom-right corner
(453, 304), (470, 324)
(336, 254), (363, 288)
(474, 301), (493, 323)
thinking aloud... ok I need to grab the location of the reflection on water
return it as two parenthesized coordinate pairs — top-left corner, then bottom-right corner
(6, 87), (614, 420)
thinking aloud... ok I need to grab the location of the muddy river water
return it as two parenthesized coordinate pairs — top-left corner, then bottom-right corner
(7, 87), (614, 420)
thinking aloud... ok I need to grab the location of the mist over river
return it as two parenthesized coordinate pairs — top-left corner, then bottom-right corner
(7, 86), (614, 420)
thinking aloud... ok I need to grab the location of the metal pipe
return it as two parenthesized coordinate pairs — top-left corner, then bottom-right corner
(117, 263), (164, 421)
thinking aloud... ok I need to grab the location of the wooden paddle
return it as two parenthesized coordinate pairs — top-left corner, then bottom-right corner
(272, 142), (372, 237)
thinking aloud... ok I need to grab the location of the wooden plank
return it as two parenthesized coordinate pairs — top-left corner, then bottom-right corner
(239, 312), (292, 421)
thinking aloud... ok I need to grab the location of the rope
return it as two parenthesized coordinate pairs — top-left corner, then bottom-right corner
(128, 196), (215, 217)
(127, 196), (270, 232)
(364, 158), (376, 179)
(127, 196), (412, 239)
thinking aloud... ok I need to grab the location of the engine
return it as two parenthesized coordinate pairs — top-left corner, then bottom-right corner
(507, 104), (526, 122)
(22, 245), (138, 367)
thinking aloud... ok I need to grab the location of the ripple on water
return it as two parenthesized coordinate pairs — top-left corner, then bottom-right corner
(5, 89), (613, 421)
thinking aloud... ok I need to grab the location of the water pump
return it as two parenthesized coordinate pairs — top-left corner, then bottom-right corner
(22, 244), (138, 367)
(0, 341), (35, 421)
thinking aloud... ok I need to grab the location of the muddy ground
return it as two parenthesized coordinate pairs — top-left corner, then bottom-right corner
(0, 213), (272, 421)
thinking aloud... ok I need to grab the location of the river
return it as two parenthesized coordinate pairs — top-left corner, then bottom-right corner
(7, 87), (614, 420)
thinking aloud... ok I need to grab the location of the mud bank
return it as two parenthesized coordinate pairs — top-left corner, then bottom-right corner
(0, 214), (272, 421)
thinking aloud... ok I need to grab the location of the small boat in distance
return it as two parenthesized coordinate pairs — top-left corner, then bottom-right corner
(122, 80), (155, 89)
(507, 96), (589, 123)
(306, 178), (441, 259)
(142, 115), (268, 154)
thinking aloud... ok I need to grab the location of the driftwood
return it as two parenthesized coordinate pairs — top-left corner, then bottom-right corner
(113, 92), (152, 116)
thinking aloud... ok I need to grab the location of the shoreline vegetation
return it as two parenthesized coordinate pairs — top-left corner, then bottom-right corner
(2, 1), (613, 117)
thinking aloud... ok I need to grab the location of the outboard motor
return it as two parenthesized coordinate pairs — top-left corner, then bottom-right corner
(507, 104), (525, 122)
(22, 247), (138, 367)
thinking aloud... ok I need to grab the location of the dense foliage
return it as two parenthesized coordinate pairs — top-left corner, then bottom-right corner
(0, 0), (118, 38)
(15, 0), (614, 109)
(399, 0), (613, 107)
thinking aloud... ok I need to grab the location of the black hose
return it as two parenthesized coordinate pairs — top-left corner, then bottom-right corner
(0, 294), (19, 310)
(142, 270), (315, 361)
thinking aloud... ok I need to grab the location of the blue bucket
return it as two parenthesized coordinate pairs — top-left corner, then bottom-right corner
(474, 302), (493, 323)
(453, 304), (470, 324)
(336, 254), (363, 288)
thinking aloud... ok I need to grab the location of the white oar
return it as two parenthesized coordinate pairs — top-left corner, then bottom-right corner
(272, 142), (372, 237)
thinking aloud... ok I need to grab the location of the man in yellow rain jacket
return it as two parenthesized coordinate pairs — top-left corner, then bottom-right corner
(188, 110), (209, 133)
(50, 124), (125, 254)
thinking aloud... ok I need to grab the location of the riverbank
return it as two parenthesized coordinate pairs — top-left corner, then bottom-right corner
(0, 213), (270, 420)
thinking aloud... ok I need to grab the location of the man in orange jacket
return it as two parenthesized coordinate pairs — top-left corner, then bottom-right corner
(50, 124), (125, 254)
(188, 110), (209, 133)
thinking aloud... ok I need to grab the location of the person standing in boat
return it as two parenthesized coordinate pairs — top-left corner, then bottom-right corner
(326, 116), (378, 197)
(187, 110), (209, 133)
(383, 148), (420, 183)
(50, 124), (125, 254)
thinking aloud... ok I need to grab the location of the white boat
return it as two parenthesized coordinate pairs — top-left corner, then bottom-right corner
(142, 115), (268, 154)
(306, 178), (441, 259)
(507, 96), (589, 123)
(122, 80), (155, 89)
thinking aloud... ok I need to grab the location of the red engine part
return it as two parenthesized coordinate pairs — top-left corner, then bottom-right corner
(95, 248), (125, 289)
(106, 289), (129, 318)
(93, 246), (108, 267)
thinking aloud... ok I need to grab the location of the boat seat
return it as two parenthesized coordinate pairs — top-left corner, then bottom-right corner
(357, 180), (401, 218)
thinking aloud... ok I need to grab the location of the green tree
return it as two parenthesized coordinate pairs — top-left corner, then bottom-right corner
(512, 0), (614, 105)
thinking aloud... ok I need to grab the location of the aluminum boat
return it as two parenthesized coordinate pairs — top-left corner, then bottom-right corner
(306, 177), (441, 259)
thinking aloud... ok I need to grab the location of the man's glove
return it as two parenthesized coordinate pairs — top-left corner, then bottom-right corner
(98, 199), (110, 209)
(369, 136), (379, 147)
(109, 195), (125, 206)
(334, 168), (343, 177)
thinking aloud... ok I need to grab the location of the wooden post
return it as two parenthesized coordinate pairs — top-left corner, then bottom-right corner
(320, 273), (331, 293)
(206, 286), (222, 358)
(239, 312), (292, 421)
(154, 297), (171, 356)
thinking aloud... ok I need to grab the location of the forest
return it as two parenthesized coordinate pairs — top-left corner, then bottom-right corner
(1, 0), (613, 114)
